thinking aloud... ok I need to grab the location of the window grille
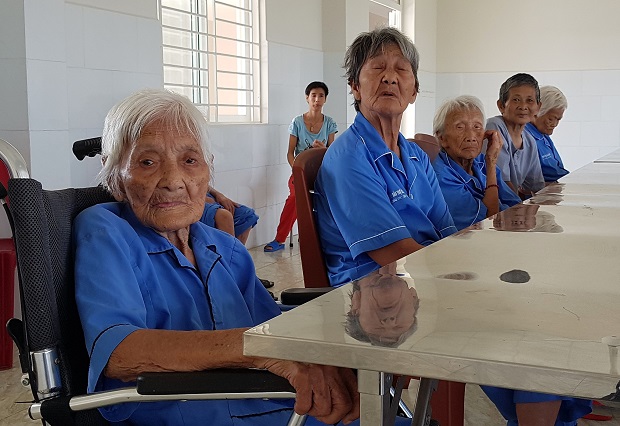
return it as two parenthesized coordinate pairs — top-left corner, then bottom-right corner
(161, 0), (261, 123)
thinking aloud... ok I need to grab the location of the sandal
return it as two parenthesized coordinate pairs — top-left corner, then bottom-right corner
(263, 240), (285, 252)
(259, 278), (274, 288)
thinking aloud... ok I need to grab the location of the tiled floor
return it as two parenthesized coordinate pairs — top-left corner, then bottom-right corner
(1, 243), (619, 425)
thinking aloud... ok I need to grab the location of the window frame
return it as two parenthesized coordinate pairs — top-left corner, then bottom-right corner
(160, 0), (262, 124)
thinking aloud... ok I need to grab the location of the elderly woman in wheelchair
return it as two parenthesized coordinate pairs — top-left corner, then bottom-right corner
(73, 88), (359, 426)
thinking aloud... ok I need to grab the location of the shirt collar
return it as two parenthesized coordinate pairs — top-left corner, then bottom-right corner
(351, 112), (419, 165)
(119, 203), (218, 269)
(439, 151), (485, 188)
(525, 122), (545, 141)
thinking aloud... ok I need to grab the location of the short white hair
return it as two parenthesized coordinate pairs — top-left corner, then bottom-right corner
(98, 88), (213, 197)
(433, 95), (485, 136)
(538, 85), (568, 117)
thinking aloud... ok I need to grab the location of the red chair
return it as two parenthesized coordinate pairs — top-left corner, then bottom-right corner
(292, 147), (465, 425)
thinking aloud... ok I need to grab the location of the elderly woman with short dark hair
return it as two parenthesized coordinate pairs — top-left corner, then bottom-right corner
(75, 89), (359, 426)
(486, 73), (545, 200)
(432, 95), (520, 230)
(314, 27), (456, 287)
(525, 85), (570, 183)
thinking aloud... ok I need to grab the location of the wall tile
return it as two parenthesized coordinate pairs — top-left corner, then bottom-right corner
(111, 71), (163, 100)
(582, 70), (620, 97)
(567, 95), (602, 122)
(136, 17), (163, 74)
(533, 70), (583, 98)
(26, 59), (68, 131)
(24, 0), (65, 61)
(66, 67), (115, 129)
(551, 121), (580, 148)
(0, 59), (28, 131)
(600, 96), (620, 122)
(580, 122), (620, 147)
(299, 49), (324, 90)
(83, 8), (137, 71)
(0, 0), (25, 59)
(65, 4), (85, 68)
(29, 130), (72, 189)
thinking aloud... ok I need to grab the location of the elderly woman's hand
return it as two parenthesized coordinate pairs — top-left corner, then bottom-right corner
(484, 129), (502, 166)
(261, 359), (360, 424)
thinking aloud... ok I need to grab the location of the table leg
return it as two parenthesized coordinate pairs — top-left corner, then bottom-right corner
(411, 378), (438, 426)
(358, 370), (392, 426)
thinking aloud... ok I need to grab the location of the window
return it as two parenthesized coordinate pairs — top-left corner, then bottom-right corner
(160, 0), (261, 123)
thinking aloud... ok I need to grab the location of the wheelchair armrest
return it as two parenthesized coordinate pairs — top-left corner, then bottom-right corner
(136, 368), (294, 395)
(32, 369), (299, 423)
(280, 287), (334, 305)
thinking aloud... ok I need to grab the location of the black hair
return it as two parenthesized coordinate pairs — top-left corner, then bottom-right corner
(305, 81), (329, 97)
(498, 73), (540, 107)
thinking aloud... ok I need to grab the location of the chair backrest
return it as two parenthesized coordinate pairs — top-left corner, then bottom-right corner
(1, 140), (115, 425)
(409, 133), (441, 162)
(292, 147), (330, 288)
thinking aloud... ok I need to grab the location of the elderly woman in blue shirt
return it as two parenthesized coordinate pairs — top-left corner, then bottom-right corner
(432, 95), (521, 230)
(524, 85), (570, 183)
(74, 89), (359, 426)
(314, 27), (456, 287)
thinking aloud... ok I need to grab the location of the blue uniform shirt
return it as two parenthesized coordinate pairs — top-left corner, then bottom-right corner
(74, 202), (291, 425)
(525, 122), (569, 182)
(315, 113), (456, 287)
(433, 151), (521, 231)
(203, 194), (259, 237)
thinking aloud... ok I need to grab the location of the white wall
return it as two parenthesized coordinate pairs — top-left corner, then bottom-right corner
(416, 0), (620, 172)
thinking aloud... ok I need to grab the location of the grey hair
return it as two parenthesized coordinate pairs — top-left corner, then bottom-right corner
(433, 95), (486, 136)
(343, 26), (420, 112)
(498, 73), (540, 107)
(98, 88), (213, 197)
(538, 85), (568, 117)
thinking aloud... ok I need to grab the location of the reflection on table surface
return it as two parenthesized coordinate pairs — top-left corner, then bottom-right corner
(244, 148), (620, 400)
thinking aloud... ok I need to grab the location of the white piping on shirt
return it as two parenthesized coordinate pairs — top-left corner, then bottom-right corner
(349, 225), (407, 250)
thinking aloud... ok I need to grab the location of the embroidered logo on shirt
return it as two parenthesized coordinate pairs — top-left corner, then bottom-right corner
(391, 188), (408, 203)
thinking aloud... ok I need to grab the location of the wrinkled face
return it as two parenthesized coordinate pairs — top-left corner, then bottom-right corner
(306, 88), (326, 111)
(499, 85), (541, 126)
(438, 108), (485, 161)
(351, 43), (417, 118)
(534, 107), (564, 135)
(352, 274), (418, 344)
(117, 121), (211, 233)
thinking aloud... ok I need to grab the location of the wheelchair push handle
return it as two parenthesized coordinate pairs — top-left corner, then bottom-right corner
(73, 137), (102, 160)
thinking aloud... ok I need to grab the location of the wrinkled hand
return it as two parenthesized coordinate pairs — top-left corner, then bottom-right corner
(213, 193), (239, 214)
(484, 130), (501, 165)
(263, 360), (359, 424)
(312, 139), (326, 148)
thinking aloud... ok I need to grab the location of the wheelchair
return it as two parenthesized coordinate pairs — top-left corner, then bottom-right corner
(0, 137), (309, 426)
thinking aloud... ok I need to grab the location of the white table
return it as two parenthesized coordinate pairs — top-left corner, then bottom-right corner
(244, 150), (620, 425)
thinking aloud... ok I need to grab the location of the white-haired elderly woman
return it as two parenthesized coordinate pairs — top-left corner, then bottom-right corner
(73, 89), (359, 426)
(524, 85), (570, 183)
(314, 27), (456, 287)
(432, 95), (521, 230)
